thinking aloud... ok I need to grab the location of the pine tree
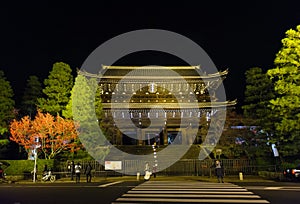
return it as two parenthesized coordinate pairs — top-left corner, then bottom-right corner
(71, 74), (110, 161)
(38, 62), (73, 116)
(20, 75), (42, 118)
(267, 25), (300, 156)
(242, 67), (275, 133)
(0, 70), (15, 134)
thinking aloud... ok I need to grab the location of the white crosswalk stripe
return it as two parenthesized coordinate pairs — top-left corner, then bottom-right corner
(112, 181), (270, 203)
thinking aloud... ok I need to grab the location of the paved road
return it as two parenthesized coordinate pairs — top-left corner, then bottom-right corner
(235, 181), (300, 204)
(0, 180), (142, 204)
(113, 180), (270, 203)
(1, 178), (299, 204)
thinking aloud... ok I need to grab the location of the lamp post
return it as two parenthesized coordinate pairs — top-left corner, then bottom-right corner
(216, 149), (222, 160)
(33, 137), (41, 183)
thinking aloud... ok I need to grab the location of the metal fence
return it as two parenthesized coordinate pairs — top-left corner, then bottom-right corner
(53, 159), (277, 178)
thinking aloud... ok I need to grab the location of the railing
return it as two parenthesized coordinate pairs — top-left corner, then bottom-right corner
(53, 159), (277, 177)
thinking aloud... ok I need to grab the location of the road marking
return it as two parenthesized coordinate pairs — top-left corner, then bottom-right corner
(116, 197), (270, 203)
(123, 194), (261, 198)
(245, 186), (300, 191)
(98, 181), (123, 187)
(128, 190), (254, 194)
(132, 187), (248, 191)
(114, 180), (270, 203)
(264, 187), (283, 190)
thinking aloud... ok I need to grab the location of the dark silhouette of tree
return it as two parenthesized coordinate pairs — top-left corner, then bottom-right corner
(242, 67), (275, 133)
(0, 70), (15, 134)
(20, 75), (42, 118)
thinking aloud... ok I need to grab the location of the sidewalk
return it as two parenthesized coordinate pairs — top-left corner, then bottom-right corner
(11, 174), (276, 184)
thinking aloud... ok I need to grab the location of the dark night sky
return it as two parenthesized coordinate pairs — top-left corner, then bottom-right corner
(1, 1), (300, 109)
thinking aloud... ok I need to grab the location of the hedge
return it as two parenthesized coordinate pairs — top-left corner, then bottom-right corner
(1, 159), (54, 176)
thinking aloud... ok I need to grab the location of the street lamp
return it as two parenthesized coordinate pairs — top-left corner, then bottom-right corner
(216, 149), (222, 160)
(33, 137), (41, 183)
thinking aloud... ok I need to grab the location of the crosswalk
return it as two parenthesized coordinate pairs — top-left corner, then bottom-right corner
(112, 180), (270, 203)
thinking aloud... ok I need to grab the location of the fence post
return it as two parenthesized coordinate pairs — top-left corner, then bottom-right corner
(239, 172), (243, 180)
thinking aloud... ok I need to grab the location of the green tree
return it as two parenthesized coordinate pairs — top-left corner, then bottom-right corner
(0, 70), (15, 134)
(63, 73), (102, 120)
(0, 70), (16, 159)
(20, 75), (42, 118)
(38, 62), (73, 116)
(242, 67), (275, 132)
(70, 74), (109, 160)
(267, 25), (300, 157)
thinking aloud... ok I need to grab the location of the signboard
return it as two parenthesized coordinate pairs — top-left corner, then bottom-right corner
(105, 161), (122, 170)
(271, 144), (279, 157)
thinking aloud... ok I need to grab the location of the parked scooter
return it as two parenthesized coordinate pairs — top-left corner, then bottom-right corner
(41, 170), (56, 182)
(0, 166), (6, 182)
(0, 161), (9, 183)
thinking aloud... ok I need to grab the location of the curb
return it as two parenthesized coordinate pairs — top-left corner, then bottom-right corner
(6, 175), (277, 184)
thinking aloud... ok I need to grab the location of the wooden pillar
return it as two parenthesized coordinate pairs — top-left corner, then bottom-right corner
(137, 128), (143, 145)
(186, 125), (194, 145)
(116, 130), (123, 145)
(163, 127), (168, 145)
(181, 128), (187, 145)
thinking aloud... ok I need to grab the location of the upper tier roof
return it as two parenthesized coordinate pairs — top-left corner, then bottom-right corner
(79, 65), (228, 80)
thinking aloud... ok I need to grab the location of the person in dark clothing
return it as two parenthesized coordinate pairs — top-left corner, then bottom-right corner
(68, 161), (75, 181)
(212, 160), (224, 183)
(84, 162), (93, 183)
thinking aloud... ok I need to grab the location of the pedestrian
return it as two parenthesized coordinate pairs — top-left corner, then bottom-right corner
(144, 162), (152, 180)
(68, 161), (75, 181)
(74, 162), (81, 183)
(212, 160), (224, 183)
(144, 162), (150, 173)
(84, 162), (93, 183)
(152, 165), (157, 178)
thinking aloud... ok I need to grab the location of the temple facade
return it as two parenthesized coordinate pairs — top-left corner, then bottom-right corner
(79, 65), (236, 146)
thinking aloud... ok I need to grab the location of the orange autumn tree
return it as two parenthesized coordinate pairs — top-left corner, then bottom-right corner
(10, 110), (81, 159)
(9, 116), (35, 157)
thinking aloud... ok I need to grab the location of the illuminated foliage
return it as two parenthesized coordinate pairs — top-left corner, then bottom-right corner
(38, 62), (73, 116)
(267, 25), (300, 156)
(9, 110), (81, 159)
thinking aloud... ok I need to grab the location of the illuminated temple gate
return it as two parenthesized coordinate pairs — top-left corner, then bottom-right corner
(79, 65), (236, 146)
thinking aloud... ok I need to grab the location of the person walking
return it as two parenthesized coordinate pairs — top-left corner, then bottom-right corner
(74, 162), (81, 183)
(144, 162), (152, 181)
(152, 165), (157, 178)
(84, 162), (93, 183)
(212, 160), (224, 183)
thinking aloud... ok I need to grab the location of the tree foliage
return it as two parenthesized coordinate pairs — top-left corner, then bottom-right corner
(70, 74), (110, 161)
(9, 110), (81, 159)
(20, 75), (42, 118)
(213, 110), (271, 159)
(242, 67), (275, 132)
(38, 62), (73, 116)
(267, 25), (300, 156)
(0, 70), (15, 134)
